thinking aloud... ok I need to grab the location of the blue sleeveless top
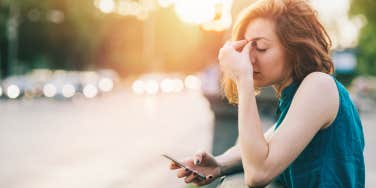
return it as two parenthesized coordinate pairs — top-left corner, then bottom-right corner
(274, 77), (365, 188)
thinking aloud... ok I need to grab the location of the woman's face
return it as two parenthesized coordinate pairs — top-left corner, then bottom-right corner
(244, 17), (291, 88)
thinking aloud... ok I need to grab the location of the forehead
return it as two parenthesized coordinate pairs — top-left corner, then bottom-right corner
(243, 18), (277, 41)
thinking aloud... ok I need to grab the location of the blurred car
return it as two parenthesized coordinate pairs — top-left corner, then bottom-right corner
(131, 73), (201, 95)
(350, 76), (376, 113)
(0, 69), (119, 100)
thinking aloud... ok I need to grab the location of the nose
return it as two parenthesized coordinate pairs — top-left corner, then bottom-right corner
(249, 48), (256, 65)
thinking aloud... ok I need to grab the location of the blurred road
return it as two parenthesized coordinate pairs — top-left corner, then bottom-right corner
(0, 89), (375, 188)
(361, 110), (376, 187)
(0, 90), (214, 188)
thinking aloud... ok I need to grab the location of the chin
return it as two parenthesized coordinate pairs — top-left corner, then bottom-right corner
(253, 79), (272, 88)
(253, 80), (264, 88)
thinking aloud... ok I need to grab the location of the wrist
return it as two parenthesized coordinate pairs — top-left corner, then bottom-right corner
(236, 72), (252, 82)
(214, 156), (225, 176)
(215, 155), (232, 177)
(236, 76), (253, 92)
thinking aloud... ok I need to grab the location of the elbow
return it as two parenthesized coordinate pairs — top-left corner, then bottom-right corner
(244, 170), (271, 188)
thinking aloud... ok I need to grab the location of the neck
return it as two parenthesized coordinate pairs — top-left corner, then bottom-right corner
(272, 77), (293, 95)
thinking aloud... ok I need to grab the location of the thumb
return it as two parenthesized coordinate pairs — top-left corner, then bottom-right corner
(193, 151), (207, 165)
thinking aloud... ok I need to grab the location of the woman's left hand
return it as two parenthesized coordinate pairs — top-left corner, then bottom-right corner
(218, 40), (253, 82)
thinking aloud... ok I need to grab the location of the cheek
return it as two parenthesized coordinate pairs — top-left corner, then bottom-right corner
(263, 51), (286, 73)
(259, 57), (286, 81)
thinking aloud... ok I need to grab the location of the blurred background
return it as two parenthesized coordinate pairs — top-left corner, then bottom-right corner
(0, 0), (375, 187)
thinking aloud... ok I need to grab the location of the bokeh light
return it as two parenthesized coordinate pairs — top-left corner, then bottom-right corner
(184, 75), (202, 91)
(96, 0), (115, 14)
(145, 80), (159, 95)
(132, 80), (145, 95)
(7, 85), (21, 99)
(83, 84), (98, 98)
(98, 78), (114, 92)
(62, 84), (76, 98)
(172, 78), (184, 93)
(43, 83), (57, 98)
(160, 78), (174, 93)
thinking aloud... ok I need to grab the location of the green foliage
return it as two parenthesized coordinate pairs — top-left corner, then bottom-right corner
(0, 0), (104, 75)
(0, 0), (223, 76)
(17, 0), (102, 70)
(349, 0), (376, 76)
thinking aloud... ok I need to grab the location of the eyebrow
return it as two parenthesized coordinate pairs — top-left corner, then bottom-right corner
(245, 37), (270, 42)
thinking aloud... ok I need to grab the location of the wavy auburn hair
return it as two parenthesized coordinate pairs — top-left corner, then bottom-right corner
(223, 0), (334, 104)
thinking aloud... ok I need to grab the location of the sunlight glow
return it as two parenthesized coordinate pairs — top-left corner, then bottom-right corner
(201, 0), (233, 31)
(157, 0), (176, 8)
(310, 0), (364, 48)
(174, 0), (216, 24)
(97, 0), (115, 14)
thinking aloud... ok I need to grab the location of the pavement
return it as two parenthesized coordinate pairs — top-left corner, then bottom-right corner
(0, 90), (214, 188)
(0, 88), (375, 188)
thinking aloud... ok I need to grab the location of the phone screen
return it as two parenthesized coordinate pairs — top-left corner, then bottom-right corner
(162, 154), (206, 180)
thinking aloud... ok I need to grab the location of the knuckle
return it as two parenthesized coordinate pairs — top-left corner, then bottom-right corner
(184, 178), (191, 183)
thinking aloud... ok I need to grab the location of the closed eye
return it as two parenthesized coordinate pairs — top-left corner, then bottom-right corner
(251, 41), (267, 52)
(256, 48), (267, 52)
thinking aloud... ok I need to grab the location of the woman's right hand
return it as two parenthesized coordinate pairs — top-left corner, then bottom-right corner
(169, 151), (222, 187)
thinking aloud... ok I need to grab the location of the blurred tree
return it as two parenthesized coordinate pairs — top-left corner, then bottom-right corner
(0, 0), (224, 77)
(350, 0), (376, 76)
(17, 0), (103, 71)
(0, 1), (9, 78)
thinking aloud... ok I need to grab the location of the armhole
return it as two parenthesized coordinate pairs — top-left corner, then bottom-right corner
(321, 78), (341, 130)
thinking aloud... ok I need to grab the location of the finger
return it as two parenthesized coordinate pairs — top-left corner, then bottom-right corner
(218, 48), (224, 60)
(193, 175), (213, 186)
(241, 41), (252, 58)
(193, 150), (207, 165)
(231, 39), (248, 51)
(184, 172), (198, 183)
(193, 180), (208, 187)
(169, 162), (181, 170)
(223, 41), (232, 47)
(218, 44), (235, 61)
(177, 168), (192, 178)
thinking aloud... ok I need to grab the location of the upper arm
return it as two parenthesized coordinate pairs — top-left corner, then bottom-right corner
(236, 123), (275, 145)
(261, 72), (339, 182)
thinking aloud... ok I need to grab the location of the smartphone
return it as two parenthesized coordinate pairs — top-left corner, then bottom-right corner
(162, 154), (206, 180)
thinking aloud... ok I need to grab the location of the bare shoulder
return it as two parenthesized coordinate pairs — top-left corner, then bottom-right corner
(301, 72), (336, 90)
(296, 72), (339, 127)
(296, 72), (338, 98)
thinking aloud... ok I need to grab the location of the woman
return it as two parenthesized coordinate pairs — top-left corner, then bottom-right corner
(169, 0), (365, 187)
